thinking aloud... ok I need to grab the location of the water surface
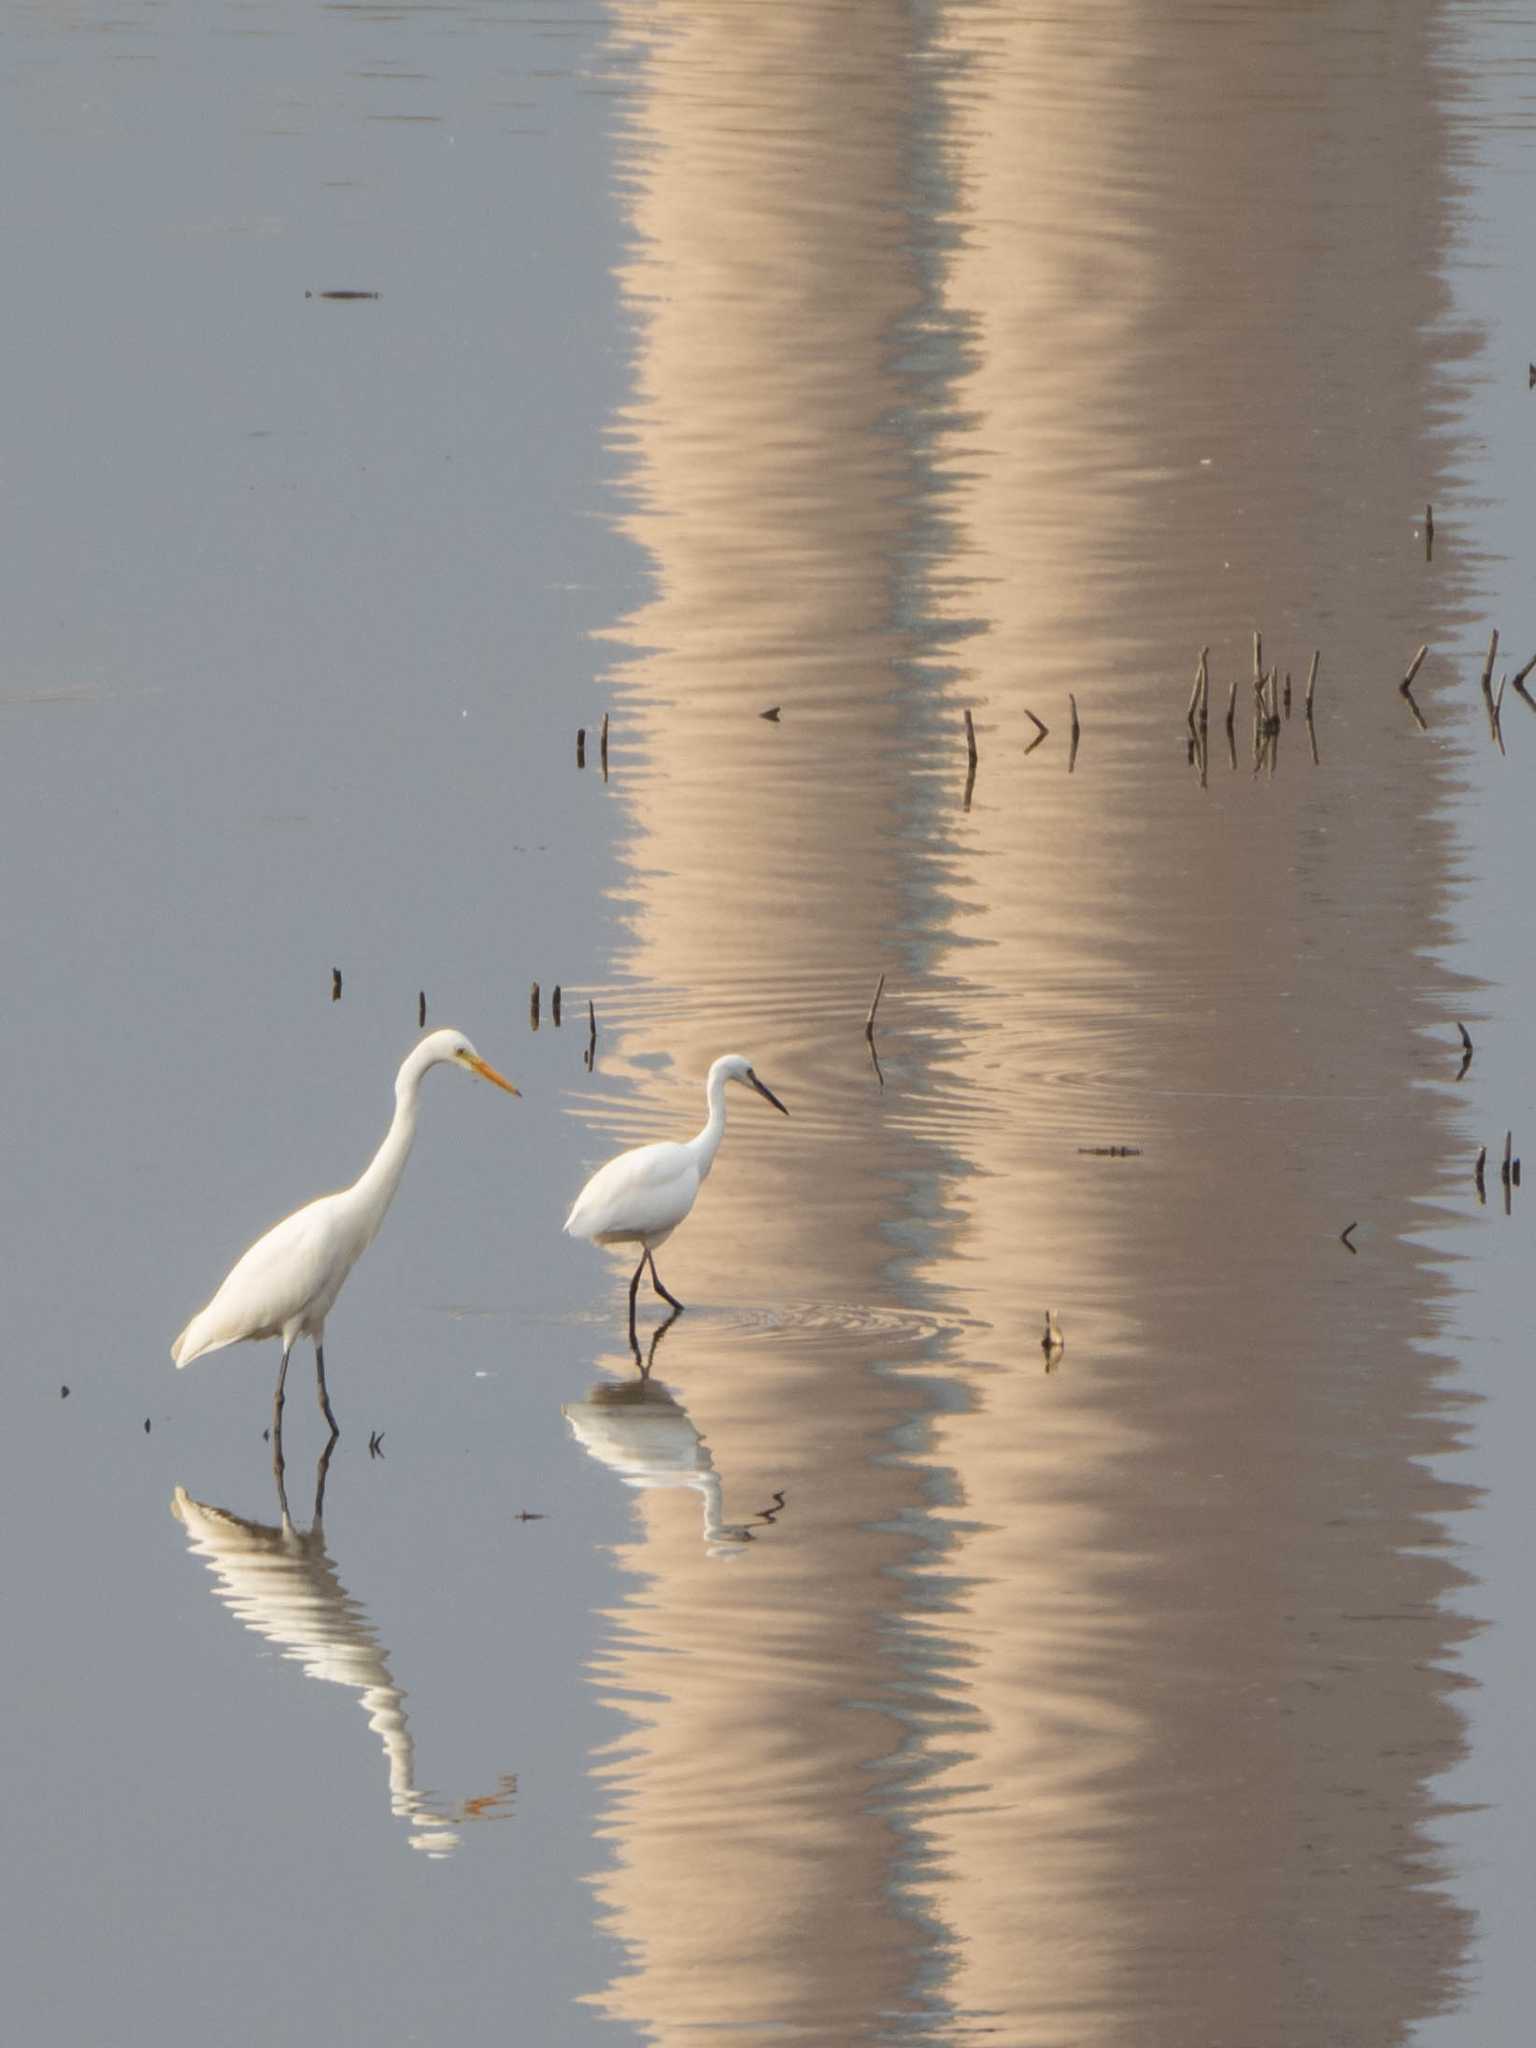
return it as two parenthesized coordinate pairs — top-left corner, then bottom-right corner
(2, 2), (1535, 2044)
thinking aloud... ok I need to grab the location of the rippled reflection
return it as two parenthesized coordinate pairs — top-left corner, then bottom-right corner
(579, 0), (1481, 2041)
(564, 1339), (775, 1559)
(171, 1446), (515, 1859)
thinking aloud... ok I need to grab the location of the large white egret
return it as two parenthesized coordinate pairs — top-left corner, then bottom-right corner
(172, 1028), (519, 1435)
(564, 1053), (788, 1329)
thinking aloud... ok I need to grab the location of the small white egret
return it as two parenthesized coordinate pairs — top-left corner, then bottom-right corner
(172, 1029), (519, 1435)
(564, 1053), (788, 1328)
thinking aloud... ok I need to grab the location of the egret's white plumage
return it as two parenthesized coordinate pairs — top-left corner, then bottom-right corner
(172, 1028), (518, 1433)
(564, 1052), (788, 1328)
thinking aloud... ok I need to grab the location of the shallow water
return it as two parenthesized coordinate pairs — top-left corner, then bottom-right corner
(3, 2), (1535, 2043)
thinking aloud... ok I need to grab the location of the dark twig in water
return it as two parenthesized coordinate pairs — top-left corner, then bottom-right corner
(1025, 707), (1049, 751)
(760, 705), (781, 722)
(1492, 677), (1508, 756)
(1425, 503), (1434, 562)
(1400, 644), (1430, 730)
(600, 712), (609, 781)
(419, 990), (426, 1029)
(963, 709), (978, 811)
(368, 1430), (385, 1459)
(1475, 1145), (1487, 1205)
(1481, 628), (1499, 705)
(1187, 650), (1208, 733)
(1077, 1144), (1142, 1157)
(529, 982), (540, 1031)
(332, 968), (342, 1002)
(1304, 649), (1320, 720)
(552, 985), (562, 1027)
(1512, 650), (1536, 712)
(1340, 1222), (1358, 1254)
(515, 1510), (546, 1522)
(585, 999), (597, 1073)
(1456, 1021), (1474, 1081)
(865, 973), (887, 1089)
(1068, 693), (1082, 772)
(576, 728), (586, 769)
(307, 289), (380, 301)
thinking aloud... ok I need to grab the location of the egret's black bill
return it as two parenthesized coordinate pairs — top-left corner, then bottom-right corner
(750, 1074), (789, 1116)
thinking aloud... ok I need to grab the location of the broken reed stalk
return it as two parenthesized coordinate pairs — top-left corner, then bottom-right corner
(1425, 503), (1434, 561)
(418, 990), (426, 1028)
(552, 985), (562, 1027)
(964, 708), (978, 766)
(1253, 629), (1263, 689)
(864, 974), (887, 1088)
(1224, 676), (1238, 735)
(1025, 707), (1049, 742)
(1481, 628), (1500, 702)
(1068, 693), (1081, 772)
(601, 713), (609, 779)
(585, 999), (597, 1071)
(1304, 649), (1320, 720)
(1493, 678), (1508, 755)
(1399, 645), (1430, 730)
(576, 728), (586, 769)
(1475, 1145), (1487, 1204)
(1187, 650), (1208, 731)
(529, 981), (540, 1030)
(331, 968), (342, 1002)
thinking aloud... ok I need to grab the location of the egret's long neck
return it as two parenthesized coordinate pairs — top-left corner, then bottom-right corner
(687, 1063), (730, 1183)
(350, 1049), (431, 1227)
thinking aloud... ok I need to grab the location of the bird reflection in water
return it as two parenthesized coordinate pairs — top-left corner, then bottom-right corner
(562, 1313), (786, 1557)
(170, 1436), (515, 1857)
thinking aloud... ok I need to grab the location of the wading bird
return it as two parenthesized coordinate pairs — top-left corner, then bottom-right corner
(564, 1053), (788, 1332)
(172, 1029), (518, 1436)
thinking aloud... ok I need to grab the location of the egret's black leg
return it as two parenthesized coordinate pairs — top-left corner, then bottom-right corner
(315, 1343), (340, 1439)
(313, 1434), (337, 1523)
(271, 1405), (289, 1519)
(628, 1255), (645, 1343)
(274, 1342), (292, 1435)
(647, 1251), (684, 1312)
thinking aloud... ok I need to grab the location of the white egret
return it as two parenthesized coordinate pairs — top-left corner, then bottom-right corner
(172, 1029), (519, 1435)
(564, 1053), (788, 1328)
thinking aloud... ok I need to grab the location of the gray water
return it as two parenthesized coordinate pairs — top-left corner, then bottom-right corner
(3, 3), (1536, 2043)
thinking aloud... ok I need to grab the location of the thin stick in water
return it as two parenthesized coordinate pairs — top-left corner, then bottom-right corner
(530, 982), (540, 1031)
(552, 985), (562, 1027)
(418, 990), (426, 1029)
(1481, 627), (1499, 702)
(576, 728), (586, 769)
(331, 969), (342, 1003)
(600, 713), (609, 781)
